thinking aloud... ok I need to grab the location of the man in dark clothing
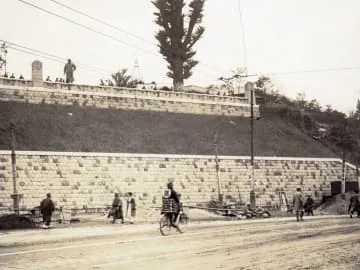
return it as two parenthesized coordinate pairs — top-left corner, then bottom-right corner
(40, 193), (55, 227)
(348, 189), (360, 218)
(111, 193), (124, 224)
(165, 182), (182, 233)
(304, 195), (314, 216)
(293, 188), (304, 221)
(64, 59), (76, 83)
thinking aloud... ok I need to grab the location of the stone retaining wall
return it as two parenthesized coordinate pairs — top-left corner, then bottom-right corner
(0, 151), (357, 219)
(0, 81), (259, 117)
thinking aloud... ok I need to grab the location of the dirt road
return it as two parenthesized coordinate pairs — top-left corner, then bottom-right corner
(1, 216), (359, 270)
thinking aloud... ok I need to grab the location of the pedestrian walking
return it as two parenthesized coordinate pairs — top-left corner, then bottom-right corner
(304, 195), (314, 216)
(64, 59), (76, 84)
(110, 193), (124, 224)
(293, 187), (304, 221)
(348, 189), (360, 218)
(126, 192), (136, 224)
(40, 193), (55, 228)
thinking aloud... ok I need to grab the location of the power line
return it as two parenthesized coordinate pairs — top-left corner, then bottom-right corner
(267, 66), (360, 77)
(16, 0), (158, 57)
(17, 0), (223, 79)
(46, 0), (156, 46)
(46, 0), (228, 75)
(9, 46), (111, 77)
(7, 38), (360, 84)
(1, 39), (113, 76)
(237, 0), (248, 75)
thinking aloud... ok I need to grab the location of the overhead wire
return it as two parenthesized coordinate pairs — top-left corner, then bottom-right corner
(19, 0), (225, 78)
(8, 44), (111, 77)
(16, 0), (158, 57)
(1, 39), (112, 75)
(46, 0), (228, 75)
(14, 0), (360, 83)
(46, 0), (157, 47)
(266, 66), (360, 76)
(237, 0), (248, 75)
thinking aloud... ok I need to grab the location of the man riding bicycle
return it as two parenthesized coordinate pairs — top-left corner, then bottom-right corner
(162, 181), (183, 233)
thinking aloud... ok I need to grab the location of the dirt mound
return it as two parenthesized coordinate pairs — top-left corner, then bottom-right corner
(316, 193), (354, 215)
(0, 214), (35, 230)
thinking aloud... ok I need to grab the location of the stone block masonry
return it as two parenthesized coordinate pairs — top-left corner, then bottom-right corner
(0, 151), (357, 220)
(0, 83), (259, 117)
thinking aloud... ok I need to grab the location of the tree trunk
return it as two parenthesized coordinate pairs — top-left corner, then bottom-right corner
(173, 58), (184, 91)
(173, 80), (184, 91)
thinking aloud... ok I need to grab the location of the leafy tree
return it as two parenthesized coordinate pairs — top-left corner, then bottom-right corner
(353, 99), (360, 120)
(325, 104), (333, 113)
(110, 69), (141, 88)
(306, 99), (321, 112)
(152, 0), (205, 91)
(295, 91), (307, 109)
(329, 120), (357, 157)
(255, 76), (270, 89)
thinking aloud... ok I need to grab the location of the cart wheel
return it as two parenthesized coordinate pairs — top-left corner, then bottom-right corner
(159, 215), (171, 236)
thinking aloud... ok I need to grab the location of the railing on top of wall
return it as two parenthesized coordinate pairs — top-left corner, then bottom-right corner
(0, 77), (250, 105)
(0, 77), (33, 87)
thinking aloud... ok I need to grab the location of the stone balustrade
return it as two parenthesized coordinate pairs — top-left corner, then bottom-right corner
(43, 81), (249, 105)
(0, 77), (33, 87)
(0, 59), (257, 117)
(0, 85), (259, 117)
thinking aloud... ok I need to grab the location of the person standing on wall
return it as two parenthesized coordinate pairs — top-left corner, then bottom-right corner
(126, 192), (136, 224)
(293, 187), (304, 222)
(64, 59), (76, 84)
(40, 193), (55, 228)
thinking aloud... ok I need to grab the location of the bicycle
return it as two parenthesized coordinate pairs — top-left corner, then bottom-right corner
(159, 201), (188, 236)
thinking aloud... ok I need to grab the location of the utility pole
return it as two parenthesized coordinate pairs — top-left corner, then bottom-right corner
(214, 132), (223, 202)
(9, 121), (21, 215)
(341, 119), (348, 194)
(245, 81), (256, 209)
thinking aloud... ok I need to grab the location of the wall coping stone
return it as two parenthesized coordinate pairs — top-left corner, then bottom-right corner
(0, 84), (253, 107)
(0, 150), (344, 163)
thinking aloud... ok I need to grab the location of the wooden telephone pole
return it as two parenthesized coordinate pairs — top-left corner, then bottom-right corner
(9, 121), (22, 214)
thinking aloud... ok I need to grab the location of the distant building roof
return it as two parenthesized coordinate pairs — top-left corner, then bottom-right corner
(183, 85), (208, 94)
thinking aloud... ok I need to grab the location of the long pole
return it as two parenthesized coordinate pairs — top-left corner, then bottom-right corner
(214, 132), (222, 202)
(341, 119), (348, 194)
(250, 86), (256, 208)
(10, 122), (19, 214)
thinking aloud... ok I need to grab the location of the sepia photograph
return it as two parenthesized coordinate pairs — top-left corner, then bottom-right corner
(0, 0), (359, 269)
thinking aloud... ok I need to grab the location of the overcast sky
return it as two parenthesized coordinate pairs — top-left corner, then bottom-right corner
(1, 0), (360, 114)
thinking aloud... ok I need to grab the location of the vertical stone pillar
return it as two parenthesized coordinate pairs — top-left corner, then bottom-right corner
(32, 60), (43, 87)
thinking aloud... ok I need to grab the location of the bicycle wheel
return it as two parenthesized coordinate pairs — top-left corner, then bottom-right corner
(159, 215), (171, 236)
(178, 213), (188, 232)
